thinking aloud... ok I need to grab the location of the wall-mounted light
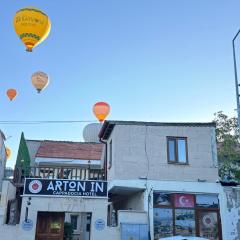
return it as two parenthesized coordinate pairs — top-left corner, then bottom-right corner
(25, 197), (32, 222)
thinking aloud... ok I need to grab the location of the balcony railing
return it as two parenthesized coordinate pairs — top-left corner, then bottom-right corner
(13, 166), (106, 186)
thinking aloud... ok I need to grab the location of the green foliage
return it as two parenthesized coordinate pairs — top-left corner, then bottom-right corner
(64, 222), (74, 240)
(214, 111), (240, 181)
(15, 132), (31, 175)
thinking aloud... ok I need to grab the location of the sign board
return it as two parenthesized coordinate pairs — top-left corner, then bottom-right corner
(24, 178), (108, 198)
(22, 219), (33, 231)
(95, 219), (105, 231)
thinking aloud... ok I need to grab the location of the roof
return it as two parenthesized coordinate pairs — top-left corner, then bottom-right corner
(99, 120), (216, 140)
(35, 140), (104, 160)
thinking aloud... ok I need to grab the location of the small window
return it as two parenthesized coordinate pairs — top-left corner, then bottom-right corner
(70, 215), (78, 230)
(108, 140), (112, 169)
(167, 137), (188, 164)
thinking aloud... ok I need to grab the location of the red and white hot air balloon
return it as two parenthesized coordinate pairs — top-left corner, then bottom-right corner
(93, 102), (110, 122)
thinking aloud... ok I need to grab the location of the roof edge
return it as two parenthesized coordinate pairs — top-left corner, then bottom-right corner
(99, 120), (216, 140)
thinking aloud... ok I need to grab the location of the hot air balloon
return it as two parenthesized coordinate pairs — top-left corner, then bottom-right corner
(5, 147), (11, 160)
(31, 71), (49, 93)
(6, 89), (17, 101)
(13, 7), (51, 52)
(93, 102), (110, 122)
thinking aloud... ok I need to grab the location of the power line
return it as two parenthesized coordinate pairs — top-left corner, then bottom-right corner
(0, 120), (98, 125)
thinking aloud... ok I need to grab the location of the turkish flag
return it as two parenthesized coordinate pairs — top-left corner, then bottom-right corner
(174, 194), (195, 208)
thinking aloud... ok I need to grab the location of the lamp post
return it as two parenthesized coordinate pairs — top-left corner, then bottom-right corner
(232, 29), (240, 131)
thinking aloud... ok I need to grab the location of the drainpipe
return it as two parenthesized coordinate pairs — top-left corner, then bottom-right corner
(147, 187), (153, 240)
(99, 138), (107, 181)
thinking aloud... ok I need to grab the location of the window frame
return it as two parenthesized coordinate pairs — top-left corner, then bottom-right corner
(167, 137), (188, 164)
(70, 214), (79, 231)
(108, 140), (112, 169)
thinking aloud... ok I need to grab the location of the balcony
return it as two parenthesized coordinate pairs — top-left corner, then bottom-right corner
(13, 166), (106, 186)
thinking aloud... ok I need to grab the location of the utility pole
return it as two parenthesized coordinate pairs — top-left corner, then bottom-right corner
(232, 29), (240, 131)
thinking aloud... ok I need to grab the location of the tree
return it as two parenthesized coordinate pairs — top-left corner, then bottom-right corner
(214, 111), (240, 181)
(15, 132), (31, 175)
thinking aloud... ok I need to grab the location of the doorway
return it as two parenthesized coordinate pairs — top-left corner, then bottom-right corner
(35, 212), (64, 240)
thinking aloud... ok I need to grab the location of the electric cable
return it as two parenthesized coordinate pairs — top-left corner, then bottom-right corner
(0, 120), (97, 125)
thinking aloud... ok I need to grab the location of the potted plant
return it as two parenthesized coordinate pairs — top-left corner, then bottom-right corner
(64, 222), (74, 240)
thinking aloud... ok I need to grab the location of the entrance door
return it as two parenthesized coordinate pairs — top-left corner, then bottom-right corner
(35, 212), (64, 240)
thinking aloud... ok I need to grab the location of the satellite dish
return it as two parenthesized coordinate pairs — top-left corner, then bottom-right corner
(83, 123), (102, 142)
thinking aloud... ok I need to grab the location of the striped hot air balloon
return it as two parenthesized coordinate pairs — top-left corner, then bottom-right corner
(93, 102), (110, 122)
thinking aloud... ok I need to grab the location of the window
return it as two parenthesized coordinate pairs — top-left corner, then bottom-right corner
(153, 192), (221, 240)
(108, 140), (112, 169)
(167, 137), (188, 164)
(70, 215), (78, 231)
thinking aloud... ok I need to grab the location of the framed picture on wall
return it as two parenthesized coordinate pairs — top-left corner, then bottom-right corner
(154, 193), (172, 207)
(174, 194), (195, 208)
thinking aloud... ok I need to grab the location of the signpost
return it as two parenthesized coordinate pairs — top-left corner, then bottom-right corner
(233, 29), (240, 132)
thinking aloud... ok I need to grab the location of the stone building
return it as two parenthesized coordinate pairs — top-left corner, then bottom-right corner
(0, 130), (7, 194)
(0, 121), (239, 240)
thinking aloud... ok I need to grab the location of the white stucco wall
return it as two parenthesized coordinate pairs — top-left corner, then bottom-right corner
(109, 179), (231, 240)
(123, 191), (145, 211)
(118, 210), (148, 225)
(0, 193), (120, 240)
(107, 124), (218, 182)
(9, 196), (116, 240)
(0, 180), (16, 225)
(221, 187), (240, 240)
(0, 134), (7, 192)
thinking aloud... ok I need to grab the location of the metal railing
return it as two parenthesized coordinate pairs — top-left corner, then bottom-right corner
(13, 166), (106, 186)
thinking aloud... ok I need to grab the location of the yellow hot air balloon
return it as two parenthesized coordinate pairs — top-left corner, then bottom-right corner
(5, 147), (11, 160)
(13, 7), (51, 52)
(31, 71), (49, 93)
(93, 102), (110, 122)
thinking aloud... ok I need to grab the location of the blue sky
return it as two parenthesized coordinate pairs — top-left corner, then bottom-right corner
(1, 0), (240, 167)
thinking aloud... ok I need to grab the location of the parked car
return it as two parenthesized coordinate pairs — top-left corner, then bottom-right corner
(159, 236), (209, 240)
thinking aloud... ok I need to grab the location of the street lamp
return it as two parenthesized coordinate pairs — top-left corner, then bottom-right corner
(232, 29), (240, 131)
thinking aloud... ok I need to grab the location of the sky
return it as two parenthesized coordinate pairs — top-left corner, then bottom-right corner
(1, 0), (240, 168)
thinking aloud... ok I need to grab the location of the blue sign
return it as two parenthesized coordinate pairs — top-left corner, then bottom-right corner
(95, 219), (105, 231)
(22, 219), (33, 231)
(24, 178), (108, 198)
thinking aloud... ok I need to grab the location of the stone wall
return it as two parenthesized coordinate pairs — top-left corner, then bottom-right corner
(108, 124), (218, 182)
(0, 134), (6, 192)
(223, 187), (240, 240)
(0, 180), (16, 225)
